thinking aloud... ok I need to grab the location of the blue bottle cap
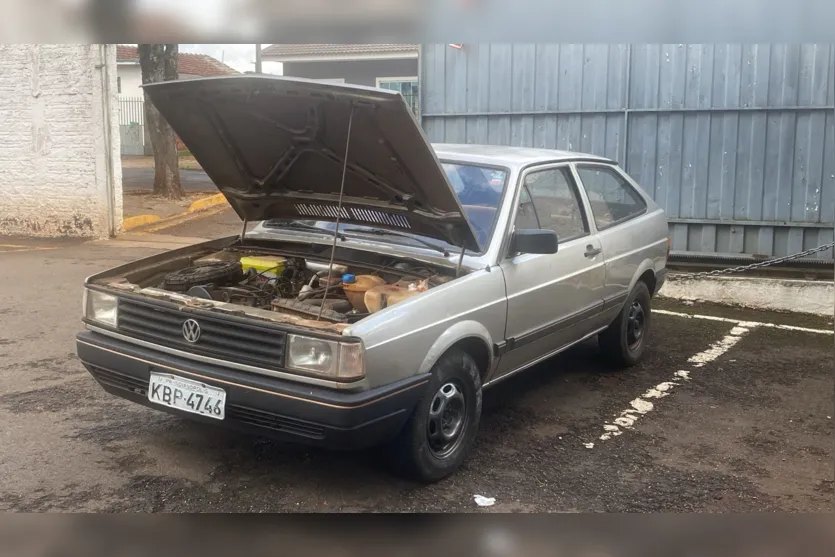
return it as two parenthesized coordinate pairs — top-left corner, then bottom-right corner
(342, 273), (356, 284)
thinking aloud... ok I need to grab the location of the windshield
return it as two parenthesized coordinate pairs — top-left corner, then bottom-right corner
(441, 163), (507, 248)
(264, 163), (509, 253)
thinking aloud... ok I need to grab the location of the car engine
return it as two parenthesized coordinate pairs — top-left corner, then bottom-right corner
(157, 251), (451, 324)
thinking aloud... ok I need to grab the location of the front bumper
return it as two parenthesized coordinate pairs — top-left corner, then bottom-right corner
(76, 331), (429, 450)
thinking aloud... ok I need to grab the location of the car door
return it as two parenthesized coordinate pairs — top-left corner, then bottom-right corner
(491, 164), (607, 382)
(572, 163), (653, 322)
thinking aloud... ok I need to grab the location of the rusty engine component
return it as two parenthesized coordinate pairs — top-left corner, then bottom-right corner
(271, 298), (350, 323)
(163, 262), (244, 292)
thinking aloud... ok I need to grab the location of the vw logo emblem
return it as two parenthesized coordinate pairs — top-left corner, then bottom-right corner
(182, 319), (201, 343)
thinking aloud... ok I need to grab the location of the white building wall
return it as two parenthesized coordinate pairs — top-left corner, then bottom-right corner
(0, 44), (121, 238)
(117, 64), (143, 98)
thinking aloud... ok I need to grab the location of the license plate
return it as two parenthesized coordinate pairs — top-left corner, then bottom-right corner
(148, 373), (226, 420)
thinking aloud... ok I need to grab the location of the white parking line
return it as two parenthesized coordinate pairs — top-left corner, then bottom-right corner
(595, 325), (751, 443)
(655, 309), (833, 336)
(588, 308), (830, 446)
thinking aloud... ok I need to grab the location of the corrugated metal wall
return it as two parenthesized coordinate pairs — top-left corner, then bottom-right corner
(420, 44), (835, 260)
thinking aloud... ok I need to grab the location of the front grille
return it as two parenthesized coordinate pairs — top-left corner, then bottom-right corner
(117, 298), (286, 371)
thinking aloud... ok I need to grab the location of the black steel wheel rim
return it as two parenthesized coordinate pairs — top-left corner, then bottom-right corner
(627, 301), (645, 350)
(426, 380), (468, 459)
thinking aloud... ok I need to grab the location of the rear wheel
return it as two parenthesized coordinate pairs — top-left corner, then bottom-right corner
(599, 281), (652, 367)
(385, 348), (482, 483)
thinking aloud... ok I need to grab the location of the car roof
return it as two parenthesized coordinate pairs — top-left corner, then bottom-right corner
(431, 143), (616, 169)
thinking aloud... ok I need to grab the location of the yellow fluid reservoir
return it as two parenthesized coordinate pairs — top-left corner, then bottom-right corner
(240, 255), (287, 278)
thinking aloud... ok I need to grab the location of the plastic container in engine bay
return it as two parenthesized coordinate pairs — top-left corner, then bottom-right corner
(240, 255), (287, 278)
(364, 279), (428, 313)
(342, 275), (387, 312)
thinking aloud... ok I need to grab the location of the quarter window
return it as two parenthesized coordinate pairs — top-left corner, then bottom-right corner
(514, 168), (589, 243)
(575, 165), (647, 230)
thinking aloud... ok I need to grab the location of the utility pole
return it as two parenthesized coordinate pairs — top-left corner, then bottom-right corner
(255, 44), (262, 74)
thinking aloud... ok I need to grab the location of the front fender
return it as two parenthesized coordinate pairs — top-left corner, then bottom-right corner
(348, 267), (507, 389)
(416, 320), (495, 377)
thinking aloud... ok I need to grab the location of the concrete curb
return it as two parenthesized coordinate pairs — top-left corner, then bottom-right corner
(142, 204), (228, 233)
(121, 214), (162, 232)
(187, 193), (227, 214)
(120, 193), (228, 234)
(658, 274), (834, 317)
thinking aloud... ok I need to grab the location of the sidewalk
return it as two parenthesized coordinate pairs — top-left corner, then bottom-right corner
(120, 155), (228, 233)
(124, 191), (216, 220)
(121, 154), (203, 171)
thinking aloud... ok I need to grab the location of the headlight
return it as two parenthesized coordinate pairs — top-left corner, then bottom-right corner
(85, 289), (118, 328)
(286, 334), (365, 379)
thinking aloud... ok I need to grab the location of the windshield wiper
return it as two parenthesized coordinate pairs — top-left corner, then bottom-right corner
(263, 221), (346, 241)
(345, 228), (450, 257)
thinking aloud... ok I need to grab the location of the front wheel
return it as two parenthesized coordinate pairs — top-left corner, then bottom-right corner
(385, 349), (482, 483)
(599, 281), (652, 367)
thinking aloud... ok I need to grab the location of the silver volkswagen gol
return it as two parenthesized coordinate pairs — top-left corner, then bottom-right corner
(77, 76), (669, 482)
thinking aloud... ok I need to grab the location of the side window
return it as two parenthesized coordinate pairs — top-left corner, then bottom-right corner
(514, 167), (589, 242)
(575, 165), (647, 230)
(514, 184), (540, 230)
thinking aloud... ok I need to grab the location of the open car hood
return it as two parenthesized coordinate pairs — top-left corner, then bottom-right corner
(143, 76), (482, 252)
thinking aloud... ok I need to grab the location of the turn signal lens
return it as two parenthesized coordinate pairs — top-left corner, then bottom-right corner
(337, 342), (365, 380)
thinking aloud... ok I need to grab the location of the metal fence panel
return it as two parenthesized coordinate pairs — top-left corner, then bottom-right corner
(420, 43), (835, 260)
(118, 97), (145, 156)
(118, 97), (144, 125)
(119, 125), (144, 156)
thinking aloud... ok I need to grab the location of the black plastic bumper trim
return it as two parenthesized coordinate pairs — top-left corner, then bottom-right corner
(506, 301), (604, 352)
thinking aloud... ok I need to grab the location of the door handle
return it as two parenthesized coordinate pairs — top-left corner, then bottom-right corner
(585, 245), (602, 258)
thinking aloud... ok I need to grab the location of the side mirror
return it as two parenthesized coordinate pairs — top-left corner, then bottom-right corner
(510, 229), (559, 255)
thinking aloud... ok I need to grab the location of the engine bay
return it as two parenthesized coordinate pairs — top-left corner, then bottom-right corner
(153, 248), (455, 325)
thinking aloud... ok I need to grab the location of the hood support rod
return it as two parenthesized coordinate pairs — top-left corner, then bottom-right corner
(240, 218), (248, 244)
(317, 104), (356, 321)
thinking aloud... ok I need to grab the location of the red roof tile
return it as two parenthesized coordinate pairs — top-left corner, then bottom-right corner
(116, 45), (239, 77)
(117, 45), (139, 61)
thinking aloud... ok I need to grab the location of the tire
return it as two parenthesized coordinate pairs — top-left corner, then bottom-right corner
(163, 262), (243, 292)
(385, 348), (483, 483)
(599, 281), (652, 368)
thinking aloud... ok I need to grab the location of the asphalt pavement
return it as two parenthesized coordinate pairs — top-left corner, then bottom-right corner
(0, 225), (832, 512)
(122, 168), (216, 193)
